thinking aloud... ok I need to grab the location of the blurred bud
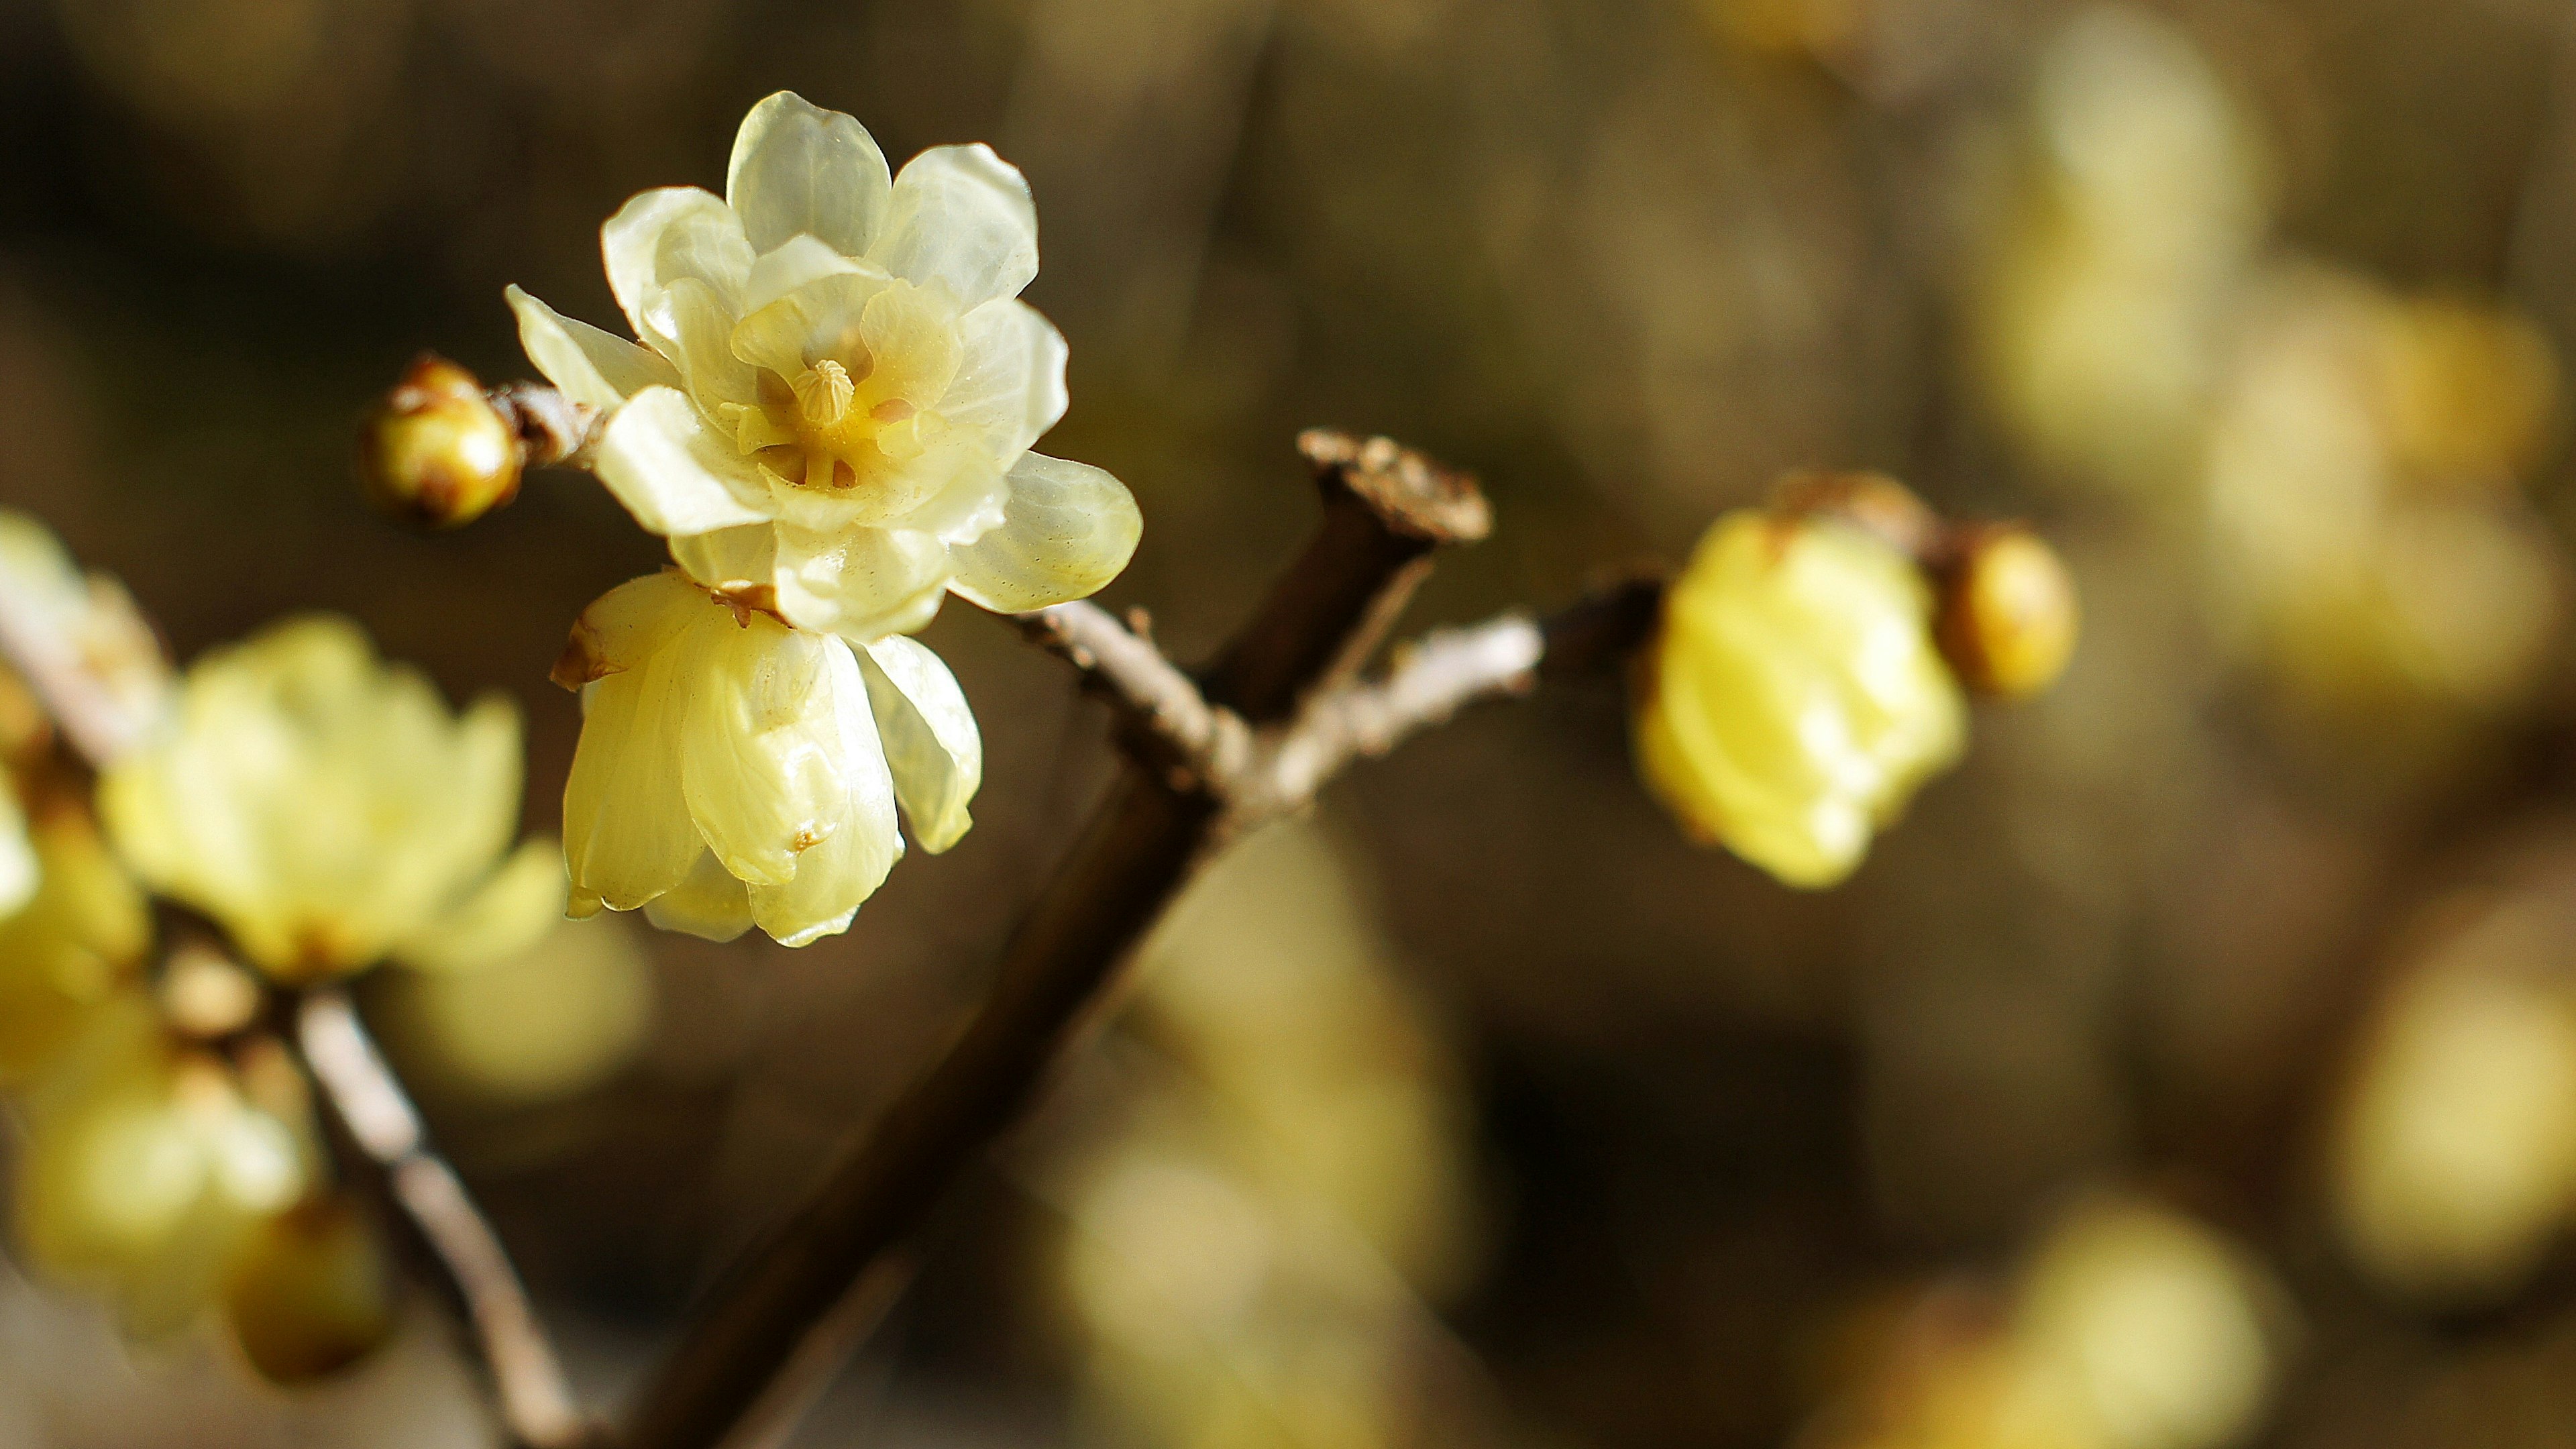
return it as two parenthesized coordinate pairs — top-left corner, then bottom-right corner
(2332, 892), (2576, 1304)
(1635, 511), (1965, 888)
(360, 355), (522, 529)
(0, 807), (152, 1087)
(223, 1193), (396, 1384)
(1936, 526), (2081, 698)
(158, 943), (265, 1041)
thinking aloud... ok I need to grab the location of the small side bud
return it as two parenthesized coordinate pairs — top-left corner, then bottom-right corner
(1935, 525), (2080, 698)
(360, 356), (523, 529)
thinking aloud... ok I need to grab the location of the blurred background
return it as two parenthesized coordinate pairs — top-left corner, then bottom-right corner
(8, 0), (2576, 1444)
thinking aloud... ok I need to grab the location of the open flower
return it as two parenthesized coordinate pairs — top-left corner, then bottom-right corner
(1635, 511), (1966, 888)
(554, 570), (981, 947)
(98, 616), (557, 983)
(508, 91), (1141, 641)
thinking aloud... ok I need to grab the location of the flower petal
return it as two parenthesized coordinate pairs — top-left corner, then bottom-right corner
(602, 186), (754, 345)
(592, 387), (777, 538)
(677, 615), (844, 889)
(507, 286), (677, 409)
(554, 570), (706, 688)
(395, 838), (568, 974)
(747, 641), (900, 946)
(947, 452), (1141, 612)
(669, 526), (777, 596)
(643, 849), (755, 943)
(729, 272), (898, 380)
(561, 618), (705, 916)
(941, 297), (1067, 460)
(727, 91), (895, 258)
(871, 144), (1039, 309)
(855, 635), (980, 854)
(771, 525), (951, 641)
(648, 278), (759, 409)
(743, 234), (873, 315)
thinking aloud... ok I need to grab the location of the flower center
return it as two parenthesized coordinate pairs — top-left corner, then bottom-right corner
(745, 354), (940, 492)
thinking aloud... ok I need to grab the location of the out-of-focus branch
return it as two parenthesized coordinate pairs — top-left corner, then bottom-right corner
(0, 539), (171, 767)
(617, 431), (1493, 1449)
(298, 989), (592, 1449)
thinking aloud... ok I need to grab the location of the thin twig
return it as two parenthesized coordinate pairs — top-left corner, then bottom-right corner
(1015, 601), (1251, 790)
(617, 431), (1493, 1449)
(1238, 611), (1546, 819)
(298, 989), (592, 1449)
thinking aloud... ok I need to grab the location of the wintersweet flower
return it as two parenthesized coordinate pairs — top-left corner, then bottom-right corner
(0, 807), (152, 1086)
(508, 91), (1141, 642)
(97, 616), (558, 984)
(554, 570), (981, 947)
(1635, 511), (1966, 888)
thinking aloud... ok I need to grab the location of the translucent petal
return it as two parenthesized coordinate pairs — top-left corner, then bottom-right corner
(0, 784), (34, 919)
(561, 614), (706, 914)
(871, 144), (1040, 309)
(729, 272), (897, 379)
(856, 635), (981, 853)
(555, 570), (706, 685)
(642, 849), (755, 943)
(947, 451), (1142, 612)
(507, 286), (678, 409)
(592, 387), (778, 538)
(647, 278), (758, 409)
(727, 91), (895, 257)
(771, 525), (951, 641)
(669, 525), (777, 596)
(941, 297), (1068, 460)
(856, 280), (966, 407)
(394, 838), (568, 974)
(743, 234), (873, 315)
(602, 187), (754, 345)
(747, 641), (900, 946)
(678, 616), (845, 888)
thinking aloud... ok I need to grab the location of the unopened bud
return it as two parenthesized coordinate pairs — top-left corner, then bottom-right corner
(360, 356), (522, 529)
(1936, 525), (2080, 698)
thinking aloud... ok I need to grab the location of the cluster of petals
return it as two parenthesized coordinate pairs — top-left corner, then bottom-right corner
(510, 90), (1141, 643)
(1635, 512), (1966, 888)
(99, 616), (559, 983)
(556, 570), (979, 947)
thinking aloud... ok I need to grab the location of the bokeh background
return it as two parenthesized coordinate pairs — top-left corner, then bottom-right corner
(8, 0), (2576, 1444)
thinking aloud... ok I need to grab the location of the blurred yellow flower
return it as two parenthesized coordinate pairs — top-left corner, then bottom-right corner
(13, 1003), (309, 1339)
(221, 1191), (396, 1385)
(508, 90), (1140, 642)
(1635, 511), (1965, 888)
(0, 807), (152, 1087)
(2332, 892), (2576, 1303)
(98, 615), (549, 984)
(554, 570), (980, 947)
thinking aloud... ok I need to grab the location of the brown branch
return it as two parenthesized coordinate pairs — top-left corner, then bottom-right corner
(297, 989), (592, 1449)
(616, 431), (1491, 1449)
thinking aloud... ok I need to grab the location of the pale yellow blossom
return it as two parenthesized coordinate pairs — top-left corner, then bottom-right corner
(98, 616), (553, 983)
(0, 806), (152, 1086)
(555, 570), (981, 947)
(509, 91), (1140, 642)
(1636, 511), (1965, 888)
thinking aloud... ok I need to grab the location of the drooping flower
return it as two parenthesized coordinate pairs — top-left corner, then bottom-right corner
(508, 90), (1141, 642)
(1635, 511), (1966, 888)
(97, 616), (559, 984)
(553, 570), (981, 947)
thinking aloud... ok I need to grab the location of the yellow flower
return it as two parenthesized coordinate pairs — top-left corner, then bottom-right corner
(0, 806), (152, 1086)
(555, 570), (981, 947)
(97, 616), (553, 983)
(508, 91), (1140, 641)
(1635, 511), (1965, 888)
(13, 1002), (308, 1338)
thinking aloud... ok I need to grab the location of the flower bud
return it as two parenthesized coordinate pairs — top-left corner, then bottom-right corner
(1635, 511), (1966, 888)
(223, 1192), (396, 1383)
(1935, 525), (2081, 698)
(360, 355), (522, 529)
